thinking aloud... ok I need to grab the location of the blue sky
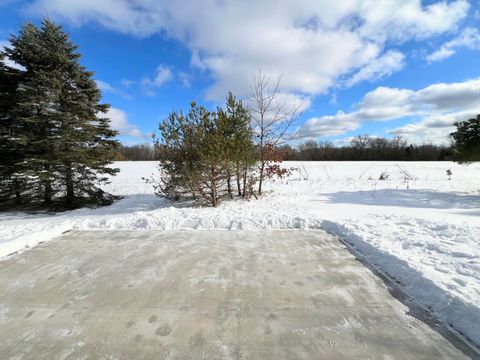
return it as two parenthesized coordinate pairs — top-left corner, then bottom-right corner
(1, 0), (480, 145)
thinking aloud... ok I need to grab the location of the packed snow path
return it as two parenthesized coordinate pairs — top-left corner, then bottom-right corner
(0, 230), (477, 359)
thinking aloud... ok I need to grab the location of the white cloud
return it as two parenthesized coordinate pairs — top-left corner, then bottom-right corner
(427, 27), (480, 63)
(151, 65), (172, 86)
(426, 47), (455, 63)
(141, 64), (172, 96)
(96, 80), (115, 92)
(178, 72), (191, 88)
(295, 78), (480, 144)
(121, 79), (135, 88)
(96, 80), (133, 100)
(105, 107), (145, 138)
(26, 0), (469, 103)
(360, 87), (414, 110)
(414, 79), (480, 111)
(387, 110), (479, 145)
(342, 51), (405, 87)
(295, 112), (360, 138)
(273, 92), (312, 114)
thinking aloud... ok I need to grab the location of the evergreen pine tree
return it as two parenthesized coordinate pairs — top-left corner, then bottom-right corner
(153, 102), (231, 207)
(3, 23), (57, 205)
(39, 21), (120, 207)
(152, 96), (256, 207)
(451, 115), (480, 163)
(218, 93), (255, 198)
(2, 20), (120, 209)
(0, 52), (23, 205)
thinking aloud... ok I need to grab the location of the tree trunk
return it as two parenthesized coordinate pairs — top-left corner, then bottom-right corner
(226, 169), (233, 199)
(258, 134), (265, 195)
(44, 180), (52, 206)
(242, 166), (247, 198)
(236, 161), (241, 196)
(210, 167), (217, 207)
(14, 179), (21, 204)
(65, 165), (74, 207)
(258, 161), (265, 195)
(43, 162), (52, 205)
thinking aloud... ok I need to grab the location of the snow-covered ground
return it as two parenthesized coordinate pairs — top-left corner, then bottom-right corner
(1, 161), (479, 347)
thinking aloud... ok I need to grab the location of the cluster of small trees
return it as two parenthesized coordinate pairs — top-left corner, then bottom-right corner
(281, 136), (452, 161)
(149, 94), (256, 207)
(149, 72), (300, 207)
(0, 20), (119, 210)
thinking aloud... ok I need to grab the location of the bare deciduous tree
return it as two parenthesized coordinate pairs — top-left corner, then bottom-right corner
(249, 70), (302, 195)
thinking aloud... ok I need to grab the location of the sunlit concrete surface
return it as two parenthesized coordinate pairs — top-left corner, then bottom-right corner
(0, 230), (477, 359)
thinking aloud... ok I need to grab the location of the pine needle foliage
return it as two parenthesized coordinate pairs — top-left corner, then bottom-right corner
(151, 95), (256, 207)
(0, 20), (120, 210)
(451, 115), (480, 163)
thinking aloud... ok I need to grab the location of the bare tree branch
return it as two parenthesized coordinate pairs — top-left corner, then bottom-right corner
(248, 69), (303, 194)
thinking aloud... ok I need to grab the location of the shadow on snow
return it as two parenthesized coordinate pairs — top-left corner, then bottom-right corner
(318, 189), (480, 210)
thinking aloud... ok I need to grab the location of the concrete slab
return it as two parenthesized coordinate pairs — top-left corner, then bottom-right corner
(0, 230), (477, 360)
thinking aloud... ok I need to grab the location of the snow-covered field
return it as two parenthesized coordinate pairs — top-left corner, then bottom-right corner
(1, 161), (479, 347)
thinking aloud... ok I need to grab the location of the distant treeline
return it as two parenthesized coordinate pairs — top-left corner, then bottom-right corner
(115, 144), (157, 161)
(116, 135), (452, 162)
(280, 136), (452, 161)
